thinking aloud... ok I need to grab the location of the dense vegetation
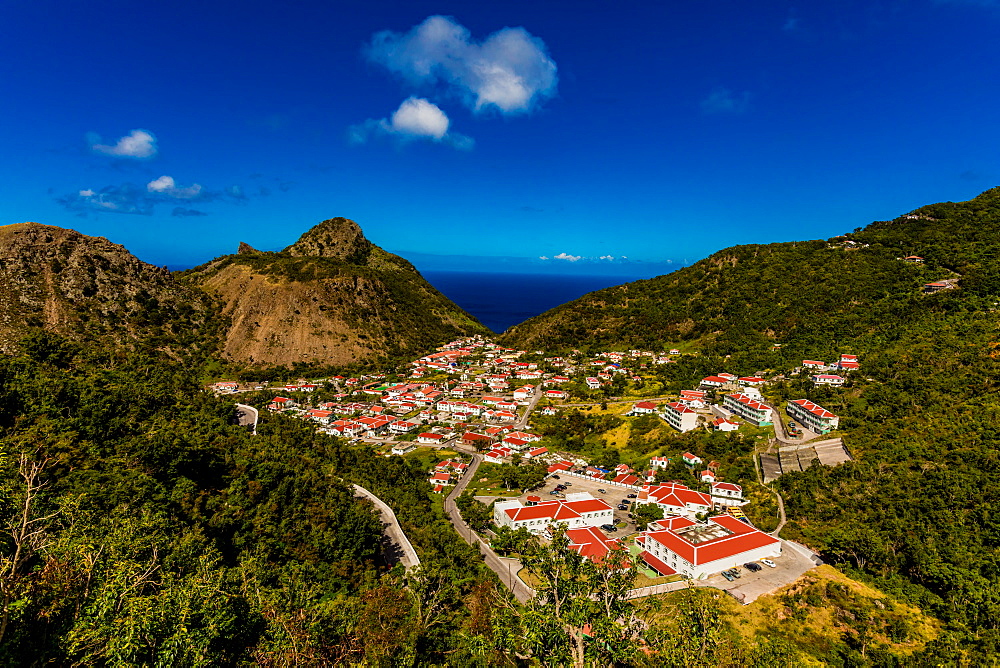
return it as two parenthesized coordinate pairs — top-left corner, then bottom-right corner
(504, 186), (1000, 662)
(0, 331), (495, 664)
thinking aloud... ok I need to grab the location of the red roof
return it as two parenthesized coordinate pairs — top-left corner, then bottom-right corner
(645, 515), (780, 565)
(701, 376), (728, 383)
(639, 550), (677, 576)
(790, 398), (837, 419)
(727, 393), (769, 410)
(635, 401), (657, 409)
(664, 401), (694, 414)
(713, 482), (742, 493)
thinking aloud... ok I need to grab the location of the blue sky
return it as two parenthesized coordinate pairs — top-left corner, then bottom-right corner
(2, 0), (999, 275)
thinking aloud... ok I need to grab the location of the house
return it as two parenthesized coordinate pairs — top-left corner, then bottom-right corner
(461, 432), (493, 447)
(613, 473), (642, 487)
(545, 389), (568, 400)
(711, 482), (745, 506)
(711, 417), (739, 432)
(391, 443), (416, 455)
(389, 420), (418, 434)
(417, 433), (446, 444)
(661, 402), (699, 433)
(636, 483), (712, 519)
(812, 374), (845, 386)
(541, 406), (558, 416)
(632, 401), (657, 414)
(585, 377), (602, 389)
(547, 460), (573, 474)
(717, 373), (737, 381)
(506, 431), (541, 442)
(638, 514), (781, 579)
(524, 446), (549, 460)
(649, 456), (671, 470)
(787, 399), (840, 434)
(903, 256), (924, 263)
(513, 386), (535, 400)
(493, 493), (614, 533)
(429, 471), (453, 486)
(801, 360), (825, 369)
(680, 390), (706, 401)
(700, 470), (716, 483)
(484, 447), (513, 464)
(737, 376), (766, 387)
(838, 360), (860, 371)
(502, 437), (529, 450)
(700, 376), (728, 388)
(721, 393), (773, 426)
(681, 452), (703, 468)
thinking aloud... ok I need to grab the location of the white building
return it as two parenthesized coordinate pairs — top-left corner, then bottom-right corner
(493, 493), (614, 533)
(812, 374), (845, 386)
(636, 483), (712, 519)
(711, 482), (745, 507)
(661, 402), (699, 432)
(721, 393), (772, 426)
(638, 514), (782, 579)
(787, 399), (840, 434)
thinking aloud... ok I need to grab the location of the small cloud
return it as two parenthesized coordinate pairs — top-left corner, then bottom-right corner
(147, 175), (203, 199)
(553, 252), (582, 262)
(349, 97), (474, 149)
(365, 15), (558, 115)
(90, 129), (158, 159)
(538, 255), (549, 260)
(701, 87), (751, 115)
(599, 255), (615, 260)
(520, 205), (544, 213)
(59, 184), (155, 215)
(171, 207), (209, 217)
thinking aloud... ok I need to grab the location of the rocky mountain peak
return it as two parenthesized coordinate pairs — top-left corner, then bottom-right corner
(283, 217), (373, 263)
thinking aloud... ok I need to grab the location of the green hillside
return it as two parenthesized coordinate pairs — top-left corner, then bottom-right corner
(501, 187), (1000, 659)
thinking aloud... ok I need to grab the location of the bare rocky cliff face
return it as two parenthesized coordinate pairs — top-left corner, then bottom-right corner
(183, 217), (488, 367)
(0, 222), (217, 354)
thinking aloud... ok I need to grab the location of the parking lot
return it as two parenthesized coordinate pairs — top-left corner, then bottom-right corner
(523, 472), (642, 537)
(699, 539), (821, 603)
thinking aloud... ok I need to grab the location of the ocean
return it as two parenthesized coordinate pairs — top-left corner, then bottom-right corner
(422, 271), (642, 334)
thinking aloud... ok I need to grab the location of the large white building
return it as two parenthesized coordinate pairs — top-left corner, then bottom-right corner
(661, 402), (699, 432)
(638, 514), (782, 579)
(493, 493), (614, 533)
(787, 398), (840, 434)
(721, 393), (773, 426)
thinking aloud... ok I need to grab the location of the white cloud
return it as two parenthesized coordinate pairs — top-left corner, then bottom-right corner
(90, 129), (158, 158)
(599, 255), (615, 260)
(366, 15), (557, 114)
(350, 97), (474, 149)
(538, 255), (549, 260)
(79, 189), (95, 197)
(554, 252), (582, 262)
(701, 87), (751, 115)
(147, 175), (203, 199)
(390, 97), (450, 138)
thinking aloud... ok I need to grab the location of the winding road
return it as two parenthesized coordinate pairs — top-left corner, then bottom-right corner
(353, 484), (421, 572)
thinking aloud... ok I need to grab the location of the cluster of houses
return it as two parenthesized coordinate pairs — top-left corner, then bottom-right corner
(427, 459), (470, 492)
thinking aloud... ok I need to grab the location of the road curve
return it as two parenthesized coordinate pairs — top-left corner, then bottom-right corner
(235, 403), (259, 435)
(353, 484), (421, 572)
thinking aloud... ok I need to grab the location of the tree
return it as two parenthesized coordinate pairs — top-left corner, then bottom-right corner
(632, 502), (665, 530)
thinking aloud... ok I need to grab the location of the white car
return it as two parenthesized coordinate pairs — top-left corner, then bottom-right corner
(760, 558), (777, 568)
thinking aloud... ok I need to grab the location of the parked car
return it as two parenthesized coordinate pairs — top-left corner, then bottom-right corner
(620, 499), (631, 505)
(618, 505), (628, 510)
(598, 489), (607, 493)
(608, 525), (618, 532)
(551, 474), (560, 479)
(721, 571), (734, 582)
(549, 491), (561, 495)
(627, 493), (637, 498)
(564, 482), (572, 486)
(730, 568), (742, 579)
(760, 558), (777, 568)
(744, 562), (761, 572)
(600, 524), (615, 531)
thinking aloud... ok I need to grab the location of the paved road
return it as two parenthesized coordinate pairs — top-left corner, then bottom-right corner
(352, 484), (421, 572)
(235, 404), (259, 435)
(443, 451), (535, 603)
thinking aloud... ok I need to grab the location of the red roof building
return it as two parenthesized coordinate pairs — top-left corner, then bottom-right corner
(641, 514), (781, 579)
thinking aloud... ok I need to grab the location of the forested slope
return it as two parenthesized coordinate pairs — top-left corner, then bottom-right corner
(503, 186), (1000, 660)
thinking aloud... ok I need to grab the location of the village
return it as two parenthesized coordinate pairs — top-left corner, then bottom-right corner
(212, 335), (860, 603)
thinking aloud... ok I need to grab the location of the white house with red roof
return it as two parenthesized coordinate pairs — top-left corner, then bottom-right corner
(838, 359), (860, 371)
(700, 376), (728, 388)
(811, 374), (845, 386)
(681, 452), (702, 468)
(661, 402), (699, 432)
(429, 471), (453, 486)
(802, 360), (825, 369)
(632, 401), (657, 415)
(637, 514), (781, 579)
(585, 377), (602, 389)
(738, 376), (766, 387)
(711, 482), (745, 507)
(637, 483), (712, 519)
(417, 433), (446, 444)
(649, 456), (671, 469)
(787, 399), (840, 434)
(493, 493), (614, 533)
(524, 446), (549, 460)
(484, 447), (513, 464)
(711, 417), (739, 432)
